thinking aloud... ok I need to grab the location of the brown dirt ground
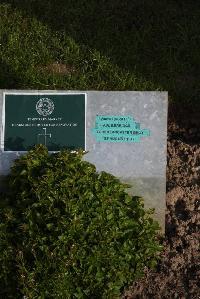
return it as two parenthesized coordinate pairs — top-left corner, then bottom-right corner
(122, 103), (200, 299)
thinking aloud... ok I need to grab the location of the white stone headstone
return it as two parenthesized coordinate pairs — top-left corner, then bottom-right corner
(0, 90), (168, 231)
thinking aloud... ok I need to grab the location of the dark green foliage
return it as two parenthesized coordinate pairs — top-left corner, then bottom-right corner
(0, 145), (162, 298)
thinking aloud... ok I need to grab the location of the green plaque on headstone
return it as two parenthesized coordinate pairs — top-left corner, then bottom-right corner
(3, 93), (86, 151)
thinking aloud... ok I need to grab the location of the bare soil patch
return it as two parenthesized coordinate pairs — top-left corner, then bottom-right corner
(123, 103), (200, 299)
(38, 62), (76, 75)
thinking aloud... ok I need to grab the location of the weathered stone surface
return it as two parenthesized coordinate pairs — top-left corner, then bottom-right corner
(0, 90), (168, 231)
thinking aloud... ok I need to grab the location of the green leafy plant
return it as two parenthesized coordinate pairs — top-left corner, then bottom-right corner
(0, 145), (162, 298)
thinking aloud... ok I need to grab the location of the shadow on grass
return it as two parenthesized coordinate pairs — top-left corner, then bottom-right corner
(0, 60), (21, 89)
(3, 0), (200, 106)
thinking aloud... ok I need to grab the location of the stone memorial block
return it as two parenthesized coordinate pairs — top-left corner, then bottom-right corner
(0, 90), (168, 231)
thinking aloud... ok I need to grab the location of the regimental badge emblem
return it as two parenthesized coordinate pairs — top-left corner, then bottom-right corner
(36, 98), (54, 116)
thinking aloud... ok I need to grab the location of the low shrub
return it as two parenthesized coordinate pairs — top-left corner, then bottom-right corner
(0, 145), (162, 298)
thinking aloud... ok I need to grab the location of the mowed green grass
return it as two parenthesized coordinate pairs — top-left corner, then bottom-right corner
(0, 1), (199, 104)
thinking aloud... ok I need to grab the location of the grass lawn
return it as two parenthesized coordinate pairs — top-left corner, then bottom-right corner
(0, 1), (199, 104)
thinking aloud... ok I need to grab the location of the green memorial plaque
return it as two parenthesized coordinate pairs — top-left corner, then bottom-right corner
(2, 93), (86, 151)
